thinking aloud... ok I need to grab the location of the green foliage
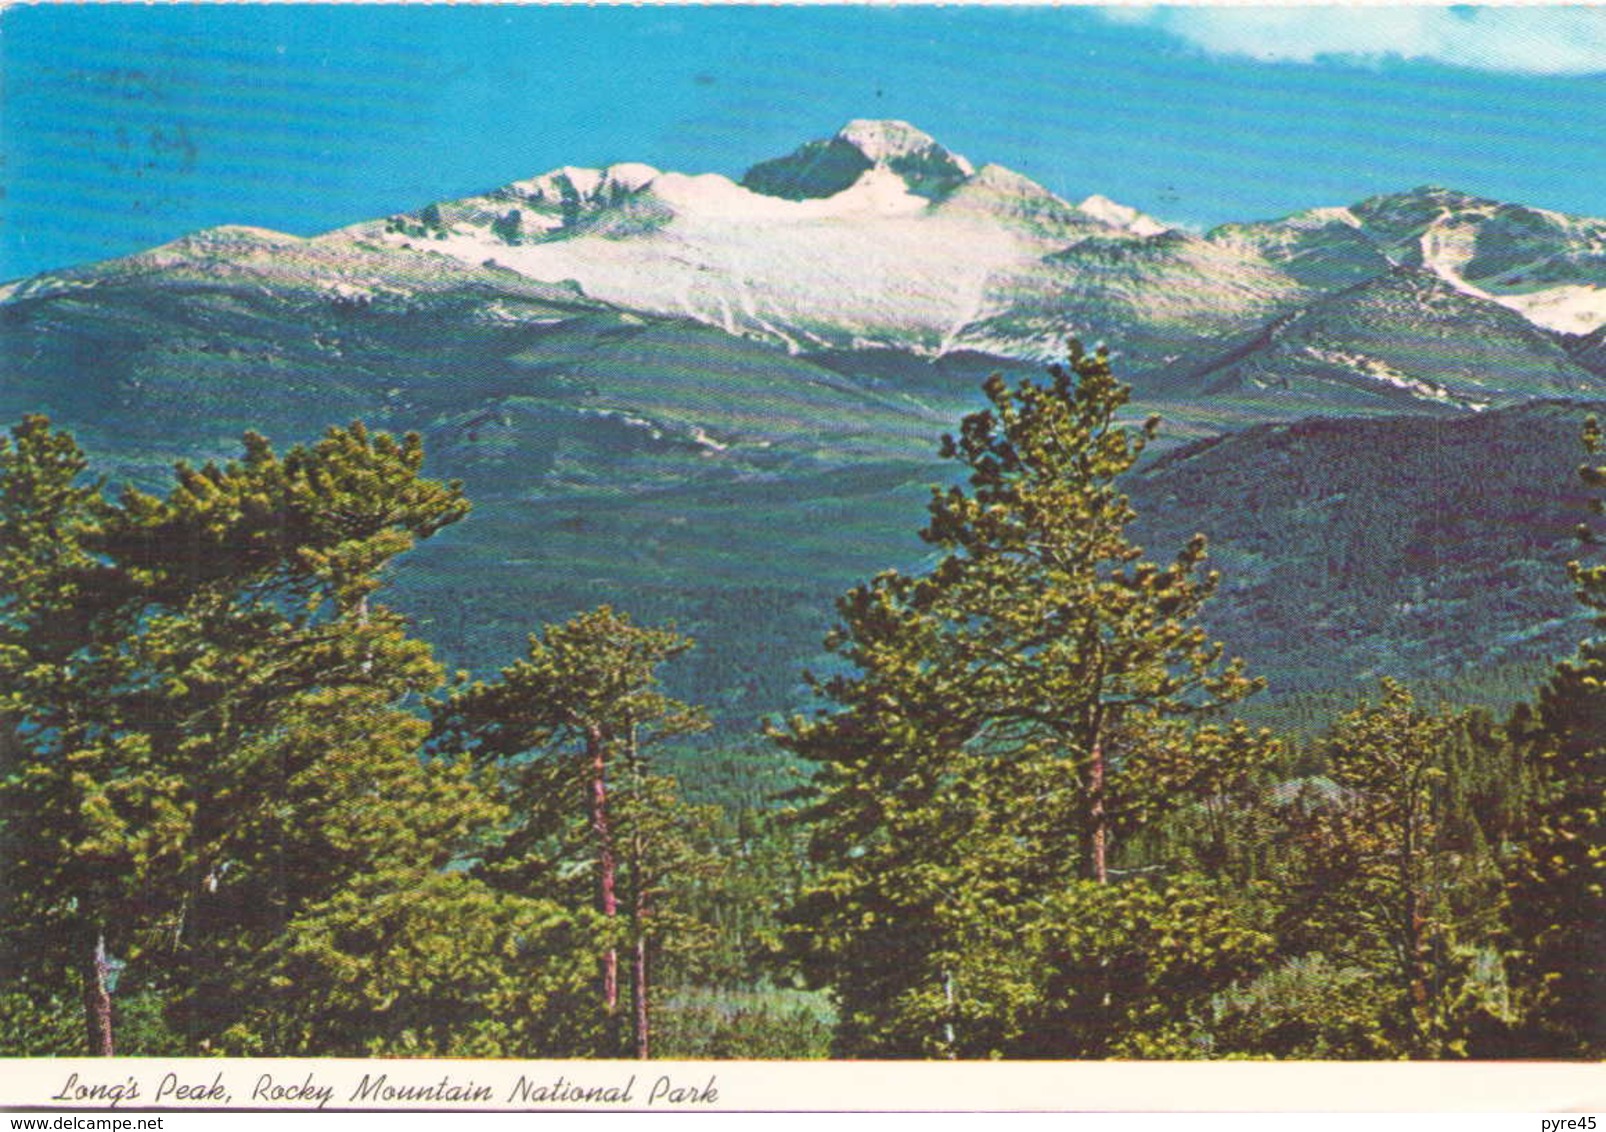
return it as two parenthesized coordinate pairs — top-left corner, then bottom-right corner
(1211, 953), (1394, 1059)
(0, 417), (564, 1056)
(2, 389), (1593, 1061)
(0, 415), (170, 1054)
(0, 414), (112, 659)
(438, 607), (708, 771)
(774, 344), (1271, 1056)
(433, 605), (716, 1057)
(1502, 414), (1606, 1058)
(654, 801), (812, 991)
(0, 983), (187, 1058)
(1018, 876), (1273, 1059)
(1266, 681), (1511, 1056)
(212, 870), (600, 1057)
(1294, 687), (1440, 1026)
(0, 989), (87, 1056)
(653, 988), (834, 1059)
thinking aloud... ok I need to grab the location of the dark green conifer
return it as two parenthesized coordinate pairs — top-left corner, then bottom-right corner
(775, 344), (1270, 1057)
(0, 420), (584, 1056)
(1504, 416), (1606, 1058)
(433, 606), (713, 1058)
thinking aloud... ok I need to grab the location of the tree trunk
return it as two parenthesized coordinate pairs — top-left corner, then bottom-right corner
(587, 726), (619, 1014)
(628, 725), (650, 1060)
(942, 969), (957, 1057)
(1401, 804), (1429, 1049)
(633, 930), (649, 1060)
(1084, 736), (1109, 883)
(81, 932), (114, 1057)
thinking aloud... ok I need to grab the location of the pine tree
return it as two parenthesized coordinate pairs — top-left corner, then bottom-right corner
(1320, 682), (1473, 1055)
(775, 343), (1269, 1056)
(0, 419), (568, 1055)
(1252, 683), (1520, 1058)
(433, 606), (712, 1057)
(0, 417), (123, 1053)
(1504, 415), (1606, 1057)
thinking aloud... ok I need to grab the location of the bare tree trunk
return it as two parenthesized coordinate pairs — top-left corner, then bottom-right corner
(1085, 736), (1108, 884)
(1401, 805), (1428, 1049)
(1079, 655), (1111, 885)
(81, 932), (114, 1057)
(942, 969), (957, 1057)
(587, 726), (619, 1014)
(628, 724), (650, 1060)
(632, 927), (649, 1060)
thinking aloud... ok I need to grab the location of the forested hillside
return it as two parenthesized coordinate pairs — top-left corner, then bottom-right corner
(3, 345), (1600, 1060)
(1130, 400), (1603, 697)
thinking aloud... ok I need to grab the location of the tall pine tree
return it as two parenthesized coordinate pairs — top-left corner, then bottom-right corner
(0, 417), (124, 1053)
(432, 606), (713, 1058)
(0, 419), (585, 1055)
(1504, 414), (1606, 1058)
(775, 343), (1269, 1057)
(1296, 682), (1492, 1056)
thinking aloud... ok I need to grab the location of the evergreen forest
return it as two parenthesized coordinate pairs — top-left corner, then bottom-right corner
(2, 343), (1601, 1061)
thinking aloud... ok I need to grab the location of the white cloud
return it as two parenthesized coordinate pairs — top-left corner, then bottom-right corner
(1105, 6), (1606, 76)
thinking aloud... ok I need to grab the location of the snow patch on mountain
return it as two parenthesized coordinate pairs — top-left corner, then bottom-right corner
(837, 119), (975, 178)
(1502, 285), (1606, 334)
(1419, 226), (1606, 334)
(1078, 194), (1169, 237)
(653, 167), (929, 220)
(1347, 189), (1606, 332)
(329, 125), (1134, 356)
(1307, 345), (1490, 410)
(402, 197), (1033, 355)
(1293, 206), (1365, 230)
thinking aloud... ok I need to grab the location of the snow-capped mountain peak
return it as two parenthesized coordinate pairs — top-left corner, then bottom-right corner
(1342, 185), (1606, 333)
(835, 119), (975, 178)
(740, 119), (976, 203)
(302, 121), (1606, 365)
(1077, 194), (1169, 237)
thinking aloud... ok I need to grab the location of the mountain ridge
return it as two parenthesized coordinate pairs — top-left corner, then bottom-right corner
(8, 120), (1606, 448)
(275, 121), (1606, 416)
(3, 131), (1603, 729)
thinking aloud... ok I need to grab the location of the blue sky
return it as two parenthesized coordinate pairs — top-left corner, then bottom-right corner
(3, 4), (1604, 280)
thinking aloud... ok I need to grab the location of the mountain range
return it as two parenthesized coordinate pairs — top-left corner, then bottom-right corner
(3, 120), (1602, 735)
(335, 119), (1606, 400)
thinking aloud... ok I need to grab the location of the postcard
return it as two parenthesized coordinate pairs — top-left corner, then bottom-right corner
(1, 2), (1603, 1117)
